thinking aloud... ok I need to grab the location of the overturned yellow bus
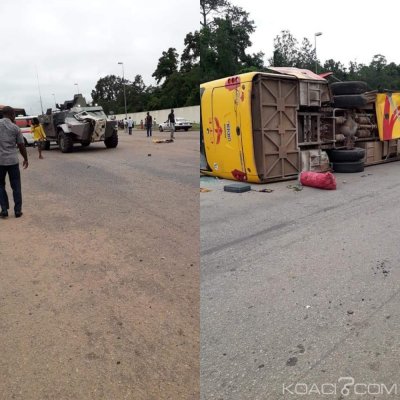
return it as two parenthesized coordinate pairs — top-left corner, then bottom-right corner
(200, 68), (400, 183)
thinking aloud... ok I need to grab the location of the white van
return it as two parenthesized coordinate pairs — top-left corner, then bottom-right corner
(15, 115), (36, 146)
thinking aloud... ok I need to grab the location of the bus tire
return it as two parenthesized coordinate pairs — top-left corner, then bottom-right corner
(333, 94), (369, 108)
(330, 81), (368, 95)
(332, 160), (365, 173)
(328, 147), (365, 162)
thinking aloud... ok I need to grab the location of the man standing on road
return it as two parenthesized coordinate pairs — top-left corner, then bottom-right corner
(168, 109), (175, 140)
(127, 117), (133, 135)
(145, 112), (153, 137)
(0, 106), (29, 218)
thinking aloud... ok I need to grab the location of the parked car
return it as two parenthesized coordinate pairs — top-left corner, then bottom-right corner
(15, 115), (36, 146)
(159, 117), (192, 132)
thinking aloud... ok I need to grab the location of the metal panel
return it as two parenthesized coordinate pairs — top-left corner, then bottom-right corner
(299, 81), (325, 106)
(252, 75), (300, 181)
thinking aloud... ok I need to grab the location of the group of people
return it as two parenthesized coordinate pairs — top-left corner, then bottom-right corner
(0, 107), (47, 219)
(123, 109), (176, 140)
(0, 106), (178, 219)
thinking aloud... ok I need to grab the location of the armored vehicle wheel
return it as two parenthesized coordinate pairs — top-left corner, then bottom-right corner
(105, 131), (118, 148)
(59, 132), (73, 153)
(81, 141), (91, 147)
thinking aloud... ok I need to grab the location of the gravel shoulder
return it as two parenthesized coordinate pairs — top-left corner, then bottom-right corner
(0, 131), (199, 400)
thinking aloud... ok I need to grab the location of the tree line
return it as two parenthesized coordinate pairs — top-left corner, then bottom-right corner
(91, 33), (200, 114)
(92, 0), (400, 114)
(199, 0), (400, 91)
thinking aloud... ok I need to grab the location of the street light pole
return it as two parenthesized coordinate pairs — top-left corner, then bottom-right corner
(35, 65), (44, 115)
(118, 61), (127, 120)
(52, 93), (57, 108)
(314, 32), (323, 74)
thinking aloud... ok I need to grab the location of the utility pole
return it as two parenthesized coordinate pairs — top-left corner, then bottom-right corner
(35, 66), (44, 115)
(314, 32), (323, 74)
(118, 61), (128, 120)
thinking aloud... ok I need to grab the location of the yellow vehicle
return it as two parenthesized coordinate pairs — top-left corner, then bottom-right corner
(200, 68), (400, 183)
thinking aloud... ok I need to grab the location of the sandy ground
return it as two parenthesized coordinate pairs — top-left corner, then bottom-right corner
(0, 129), (199, 400)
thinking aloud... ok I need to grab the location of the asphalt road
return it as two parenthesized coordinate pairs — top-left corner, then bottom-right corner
(201, 164), (400, 399)
(0, 130), (199, 400)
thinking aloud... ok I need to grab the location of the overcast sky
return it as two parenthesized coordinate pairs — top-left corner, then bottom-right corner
(5, 1), (400, 115)
(0, 0), (198, 115)
(231, 0), (400, 71)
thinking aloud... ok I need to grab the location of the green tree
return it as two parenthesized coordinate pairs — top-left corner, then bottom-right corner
(200, 0), (227, 27)
(200, 3), (264, 82)
(152, 48), (179, 84)
(124, 74), (147, 112)
(91, 75), (124, 114)
(296, 38), (315, 70)
(269, 30), (299, 67)
(323, 59), (347, 79)
(181, 31), (200, 72)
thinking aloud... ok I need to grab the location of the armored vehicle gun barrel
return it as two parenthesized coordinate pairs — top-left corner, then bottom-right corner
(39, 94), (118, 153)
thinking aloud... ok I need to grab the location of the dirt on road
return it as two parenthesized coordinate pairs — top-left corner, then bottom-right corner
(0, 131), (199, 400)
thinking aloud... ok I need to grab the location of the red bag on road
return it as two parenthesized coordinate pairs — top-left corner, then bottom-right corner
(300, 171), (337, 190)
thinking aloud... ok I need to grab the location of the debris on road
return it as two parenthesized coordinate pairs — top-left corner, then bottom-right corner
(374, 260), (390, 277)
(257, 188), (274, 193)
(153, 139), (174, 144)
(286, 357), (298, 366)
(300, 171), (337, 190)
(287, 184), (303, 192)
(224, 183), (251, 193)
(200, 188), (211, 193)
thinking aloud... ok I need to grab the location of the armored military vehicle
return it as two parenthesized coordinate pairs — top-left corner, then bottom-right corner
(39, 94), (118, 153)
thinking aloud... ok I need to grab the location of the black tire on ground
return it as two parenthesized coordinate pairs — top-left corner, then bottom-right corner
(159, 126), (163, 132)
(330, 81), (368, 95)
(104, 131), (118, 148)
(81, 141), (91, 147)
(58, 132), (73, 153)
(184, 128), (189, 131)
(332, 160), (365, 173)
(333, 94), (369, 108)
(44, 140), (51, 150)
(328, 147), (365, 162)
